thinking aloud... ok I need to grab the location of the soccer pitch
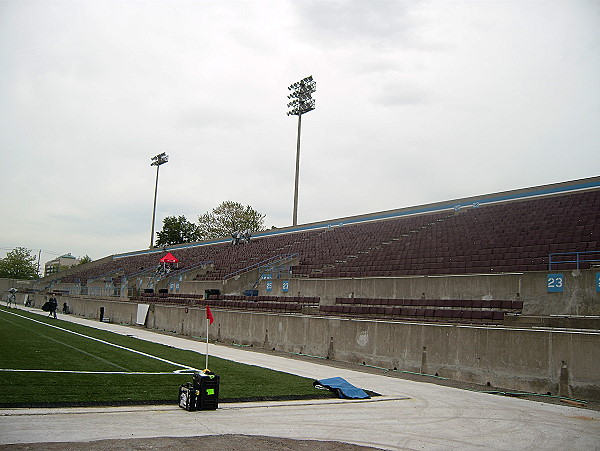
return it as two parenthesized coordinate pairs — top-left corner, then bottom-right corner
(0, 307), (325, 406)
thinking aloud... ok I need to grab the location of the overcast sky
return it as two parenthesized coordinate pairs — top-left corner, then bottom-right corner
(1, 0), (598, 265)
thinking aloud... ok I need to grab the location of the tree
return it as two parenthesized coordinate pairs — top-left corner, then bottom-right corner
(156, 215), (200, 247)
(0, 247), (39, 280)
(78, 255), (92, 265)
(197, 201), (266, 241)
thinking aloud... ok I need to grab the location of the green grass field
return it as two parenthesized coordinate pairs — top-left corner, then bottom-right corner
(0, 306), (329, 406)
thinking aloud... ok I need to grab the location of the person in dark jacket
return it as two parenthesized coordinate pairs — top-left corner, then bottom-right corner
(48, 295), (58, 319)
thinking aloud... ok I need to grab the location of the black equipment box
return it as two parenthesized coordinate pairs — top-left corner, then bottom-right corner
(192, 372), (220, 410)
(178, 383), (199, 412)
(178, 372), (220, 411)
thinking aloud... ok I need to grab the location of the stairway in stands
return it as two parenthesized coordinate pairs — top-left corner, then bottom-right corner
(311, 213), (456, 277)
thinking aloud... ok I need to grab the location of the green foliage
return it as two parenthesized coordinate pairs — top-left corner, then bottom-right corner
(0, 247), (38, 279)
(197, 201), (266, 241)
(155, 215), (200, 247)
(78, 255), (92, 265)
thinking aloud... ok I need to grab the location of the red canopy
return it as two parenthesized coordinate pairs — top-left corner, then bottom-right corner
(160, 252), (179, 263)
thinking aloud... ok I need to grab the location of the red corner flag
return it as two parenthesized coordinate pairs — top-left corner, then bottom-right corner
(206, 305), (214, 325)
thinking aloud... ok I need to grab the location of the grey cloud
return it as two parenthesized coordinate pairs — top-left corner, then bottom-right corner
(373, 81), (432, 106)
(175, 106), (260, 130)
(292, 0), (418, 45)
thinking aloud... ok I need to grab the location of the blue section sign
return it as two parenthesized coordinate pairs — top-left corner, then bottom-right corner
(596, 273), (600, 293)
(547, 274), (564, 292)
(266, 281), (273, 292)
(282, 281), (289, 293)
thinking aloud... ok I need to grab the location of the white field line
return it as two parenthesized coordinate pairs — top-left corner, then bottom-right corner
(0, 369), (194, 375)
(0, 309), (201, 373)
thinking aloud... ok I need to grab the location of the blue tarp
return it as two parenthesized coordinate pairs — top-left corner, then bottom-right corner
(314, 377), (370, 399)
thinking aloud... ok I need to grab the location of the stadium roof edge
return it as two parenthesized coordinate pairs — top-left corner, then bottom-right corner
(113, 175), (600, 260)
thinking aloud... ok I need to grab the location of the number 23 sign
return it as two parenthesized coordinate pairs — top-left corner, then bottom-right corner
(547, 274), (564, 292)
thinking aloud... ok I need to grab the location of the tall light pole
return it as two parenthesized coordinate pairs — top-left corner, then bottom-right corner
(150, 152), (169, 248)
(287, 75), (316, 226)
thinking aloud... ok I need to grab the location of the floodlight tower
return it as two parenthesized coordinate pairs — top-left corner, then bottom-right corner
(150, 152), (169, 248)
(287, 75), (316, 227)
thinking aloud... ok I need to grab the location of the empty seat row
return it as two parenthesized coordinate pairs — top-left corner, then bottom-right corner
(200, 299), (302, 312)
(209, 294), (319, 304)
(320, 305), (505, 323)
(130, 296), (303, 312)
(335, 297), (523, 311)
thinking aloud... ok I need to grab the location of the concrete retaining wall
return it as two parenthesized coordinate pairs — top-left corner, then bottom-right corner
(51, 295), (138, 325)
(57, 295), (600, 402)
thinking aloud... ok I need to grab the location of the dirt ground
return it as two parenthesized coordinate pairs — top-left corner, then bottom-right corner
(1, 435), (383, 450)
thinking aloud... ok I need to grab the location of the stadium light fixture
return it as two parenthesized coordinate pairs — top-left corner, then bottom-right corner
(287, 75), (316, 226)
(150, 152), (169, 248)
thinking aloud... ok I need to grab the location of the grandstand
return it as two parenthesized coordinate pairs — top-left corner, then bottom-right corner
(60, 190), (598, 281)
(46, 176), (598, 318)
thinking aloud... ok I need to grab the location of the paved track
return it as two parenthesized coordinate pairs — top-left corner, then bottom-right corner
(1, 309), (599, 450)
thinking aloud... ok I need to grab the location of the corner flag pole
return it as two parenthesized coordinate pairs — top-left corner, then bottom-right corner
(205, 317), (209, 369)
(205, 306), (214, 369)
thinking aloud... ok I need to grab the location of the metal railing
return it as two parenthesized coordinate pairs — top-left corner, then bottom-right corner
(250, 254), (299, 289)
(224, 254), (299, 280)
(159, 260), (213, 280)
(548, 251), (600, 271)
(87, 268), (125, 283)
(72, 286), (128, 297)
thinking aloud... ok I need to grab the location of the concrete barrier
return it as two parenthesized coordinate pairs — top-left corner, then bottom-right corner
(61, 296), (138, 325)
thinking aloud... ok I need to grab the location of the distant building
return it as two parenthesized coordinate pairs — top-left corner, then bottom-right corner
(44, 253), (80, 277)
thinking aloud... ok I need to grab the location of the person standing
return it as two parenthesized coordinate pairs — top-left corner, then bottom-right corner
(48, 294), (58, 319)
(7, 288), (16, 308)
